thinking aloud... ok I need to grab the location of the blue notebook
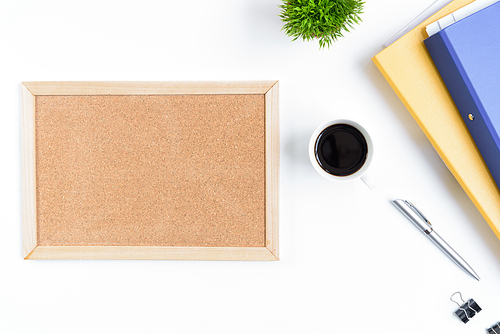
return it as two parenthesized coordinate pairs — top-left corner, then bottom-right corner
(424, 1), (500, 189)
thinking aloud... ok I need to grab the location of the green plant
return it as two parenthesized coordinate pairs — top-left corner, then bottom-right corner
(279, 0), (365, 49)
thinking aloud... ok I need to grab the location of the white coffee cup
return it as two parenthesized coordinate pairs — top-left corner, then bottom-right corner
(309, 119), (374, 188)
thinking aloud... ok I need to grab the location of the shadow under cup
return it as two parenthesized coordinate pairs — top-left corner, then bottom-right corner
(314, 123), (368, 177)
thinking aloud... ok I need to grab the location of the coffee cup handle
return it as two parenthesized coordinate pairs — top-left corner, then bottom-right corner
(360, 174), (376, 190)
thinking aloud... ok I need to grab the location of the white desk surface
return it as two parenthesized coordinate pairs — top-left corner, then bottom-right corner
(2, 0), (500, 333)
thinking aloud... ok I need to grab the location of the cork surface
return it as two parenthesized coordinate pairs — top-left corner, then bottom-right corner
(35, 94), (266, 247)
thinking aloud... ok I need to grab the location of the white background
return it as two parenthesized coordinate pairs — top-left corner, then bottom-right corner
(1, 0), (500, 333)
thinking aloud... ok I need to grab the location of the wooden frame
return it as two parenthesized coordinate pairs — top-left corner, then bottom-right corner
(22, 81), (279, 260)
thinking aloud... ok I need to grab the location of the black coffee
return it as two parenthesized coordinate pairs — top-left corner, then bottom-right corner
(314, 124), (368, 176)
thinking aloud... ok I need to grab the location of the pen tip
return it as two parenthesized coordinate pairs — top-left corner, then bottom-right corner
(470, 271), (480, 281)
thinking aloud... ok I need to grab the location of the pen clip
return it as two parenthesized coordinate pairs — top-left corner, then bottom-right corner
(404, 200), (432, 226)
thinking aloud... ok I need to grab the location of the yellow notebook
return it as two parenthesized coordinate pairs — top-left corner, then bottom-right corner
(372, 0), (500, 240)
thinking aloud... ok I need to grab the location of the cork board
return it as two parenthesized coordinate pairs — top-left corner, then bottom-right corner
(22, 82), (279, 260)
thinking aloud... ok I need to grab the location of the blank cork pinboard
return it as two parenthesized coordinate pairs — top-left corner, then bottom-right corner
(22, 81), (279, 260)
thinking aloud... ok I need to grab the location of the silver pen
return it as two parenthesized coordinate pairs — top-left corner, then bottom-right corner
(392, 199), (480, 281)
